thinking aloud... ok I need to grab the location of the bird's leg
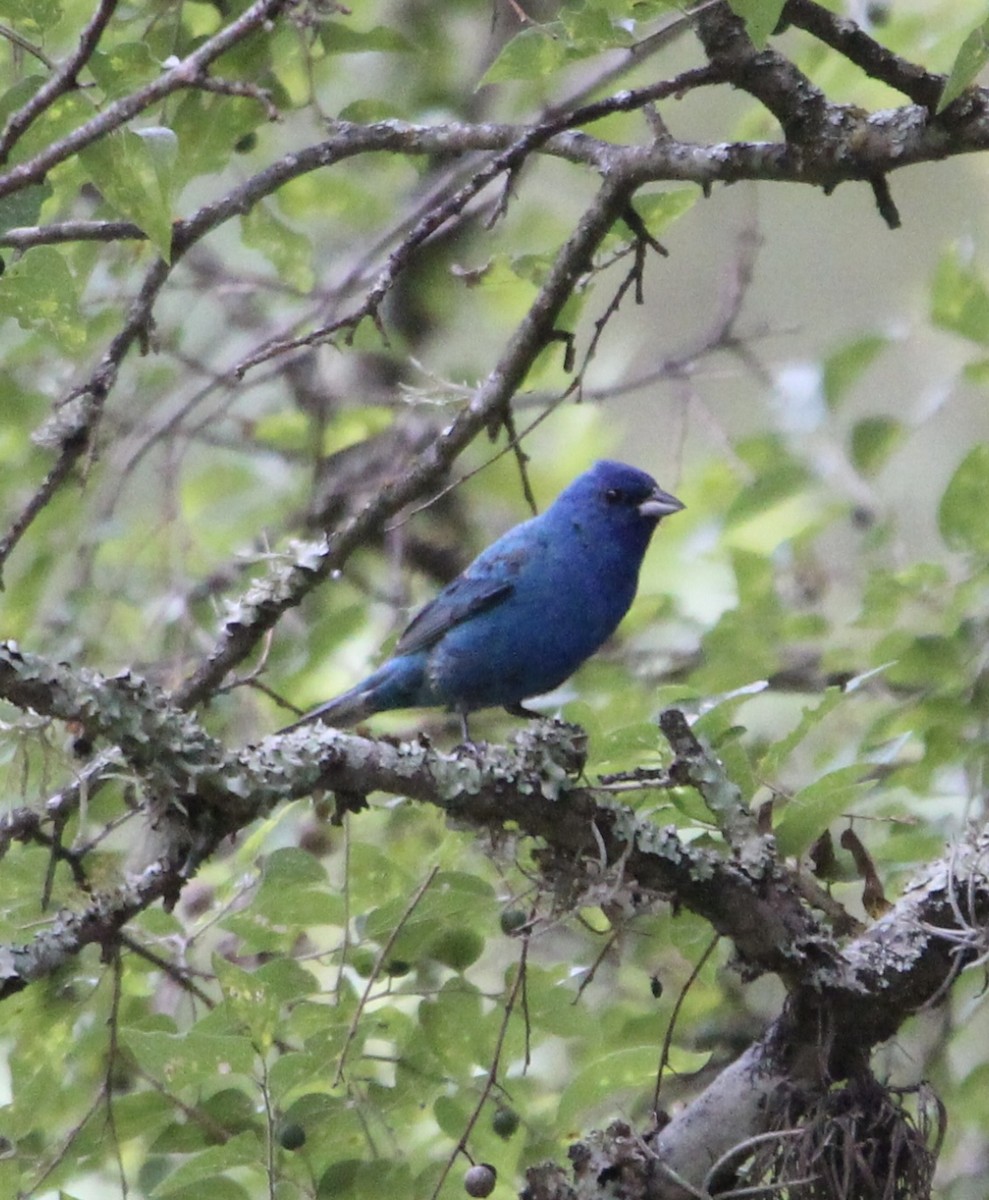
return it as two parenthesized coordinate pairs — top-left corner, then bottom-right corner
(504, 702), (542, 720)
(459, 710), (473, 743)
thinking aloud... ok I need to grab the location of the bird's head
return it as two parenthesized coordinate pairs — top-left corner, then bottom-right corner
(564, 460), (685, 530)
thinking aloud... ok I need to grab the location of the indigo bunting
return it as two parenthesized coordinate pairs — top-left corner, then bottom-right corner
(286, 460), (684, 738)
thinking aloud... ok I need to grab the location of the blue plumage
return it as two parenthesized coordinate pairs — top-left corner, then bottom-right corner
(286, 461), (684, 738)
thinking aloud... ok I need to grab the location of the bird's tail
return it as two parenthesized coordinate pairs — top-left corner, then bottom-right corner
(280, 654), (426, 733)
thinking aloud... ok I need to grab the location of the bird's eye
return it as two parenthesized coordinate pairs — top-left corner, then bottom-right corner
(604, 487), (623, 504)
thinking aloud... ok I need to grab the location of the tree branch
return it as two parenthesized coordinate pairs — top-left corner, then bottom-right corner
(0, 0), (289, 201)
(782, 0), (945, 111)
(0, 0), (120, 166)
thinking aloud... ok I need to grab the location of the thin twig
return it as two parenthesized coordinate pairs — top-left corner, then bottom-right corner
(0, 23), (55, 68)
(427, 928), (531, 1200)
(653, 933), (720, 1109)
(334, 865), (440, 1084)
(189, 73), (281, 121)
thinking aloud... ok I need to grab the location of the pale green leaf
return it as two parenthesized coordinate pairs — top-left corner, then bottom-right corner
(774, 765), (873, 858)
(931, 247), (989, 345)
(0, 78), (97, 170)
(560, 3), (632, 51)
(0, 180), (52, 235)
(169, 92), (262, 185)
(633, 190), (699, 238)
(151, 1133), (260, 1195)
(253, 409), (311, 453)
(241, 202), (314, 293)
(321, 407), (394, 456)
(850, 417), (903, 475)
(212, 955), (280, 1046)
(938, 19), (989, 112)
(558, 1045), (709, 1126)
(320, 22), (413, 53)
(726, 0), (787, 48)
(480, 27), (567, 84)
(123, 1029), (257, 1088)
(0, 0), (61, 32)
(87, 43), (160, 100)
(822, 334), (889, 410)
(81, 128), (175, 259)
(939, 445), (989, 554)
(758, 688), (847, 781)
(0, 245), (85, 351)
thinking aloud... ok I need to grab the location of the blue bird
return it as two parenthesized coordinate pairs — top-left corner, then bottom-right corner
(285, 460), (684, 739)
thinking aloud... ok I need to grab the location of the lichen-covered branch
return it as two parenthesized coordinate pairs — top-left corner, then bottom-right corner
(526, 835), (989, 1200)
(1, 641), (985, 1036)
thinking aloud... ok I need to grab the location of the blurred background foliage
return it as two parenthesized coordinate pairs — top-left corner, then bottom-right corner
(3, 0), (989, 1196)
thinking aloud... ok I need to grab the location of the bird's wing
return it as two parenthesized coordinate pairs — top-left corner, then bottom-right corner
(394, 572), (515, 656)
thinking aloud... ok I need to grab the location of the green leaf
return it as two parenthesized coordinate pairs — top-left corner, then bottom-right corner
(268, 1053), (341, 1104)
(939, 445), (989, 554)
(434, 1094), (471, 1140)
(850, 416), (903, 475)
(123, 1029), (257, 1088)
(480, 26), (568, 84)
(0, 0), (61, 32)
(87, 43), (160, 100)
(758, 688), (847, 781)
(822, 335), (889, 410)
(180, 0), (222, 38)
(253, 847), (342, 926)
(931, 246), (989, 345)
(338, 98), (403, 122)
(722, 454), (819, 553)
(878, 633), (964, 690)
(319, 21), (413, 53)
(419, 979), (489, 1071)
(773, 765), (873, 858)
(254, 957), (319, 1002)
(938, 19), (989, 113)
(0, 245), (86, 351)
(726, 0), (787, 48)
(522, 965), (589, 1037)
(169, 93), (263, 185)
(632, 190), (699, 239)
(0, 180), (52, 235)
(693, 690), (764, 803)
(962, 356), (989, 382)
(321, 407), (394, 456)
(559, 3), (632, 52)
(558, 1044), (709, 1126)
(253, 409), (312, 453)
(426, 926), (485, 971)
(240, 202), (314, 293)
(81, 128), (175, 259)
(151, 1133), (260, 1195)
(102, 1091), (173, 1144)
(212, 955), (280, 1046)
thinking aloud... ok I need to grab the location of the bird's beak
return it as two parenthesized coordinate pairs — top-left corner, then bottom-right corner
(639, 485), (685, 519)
